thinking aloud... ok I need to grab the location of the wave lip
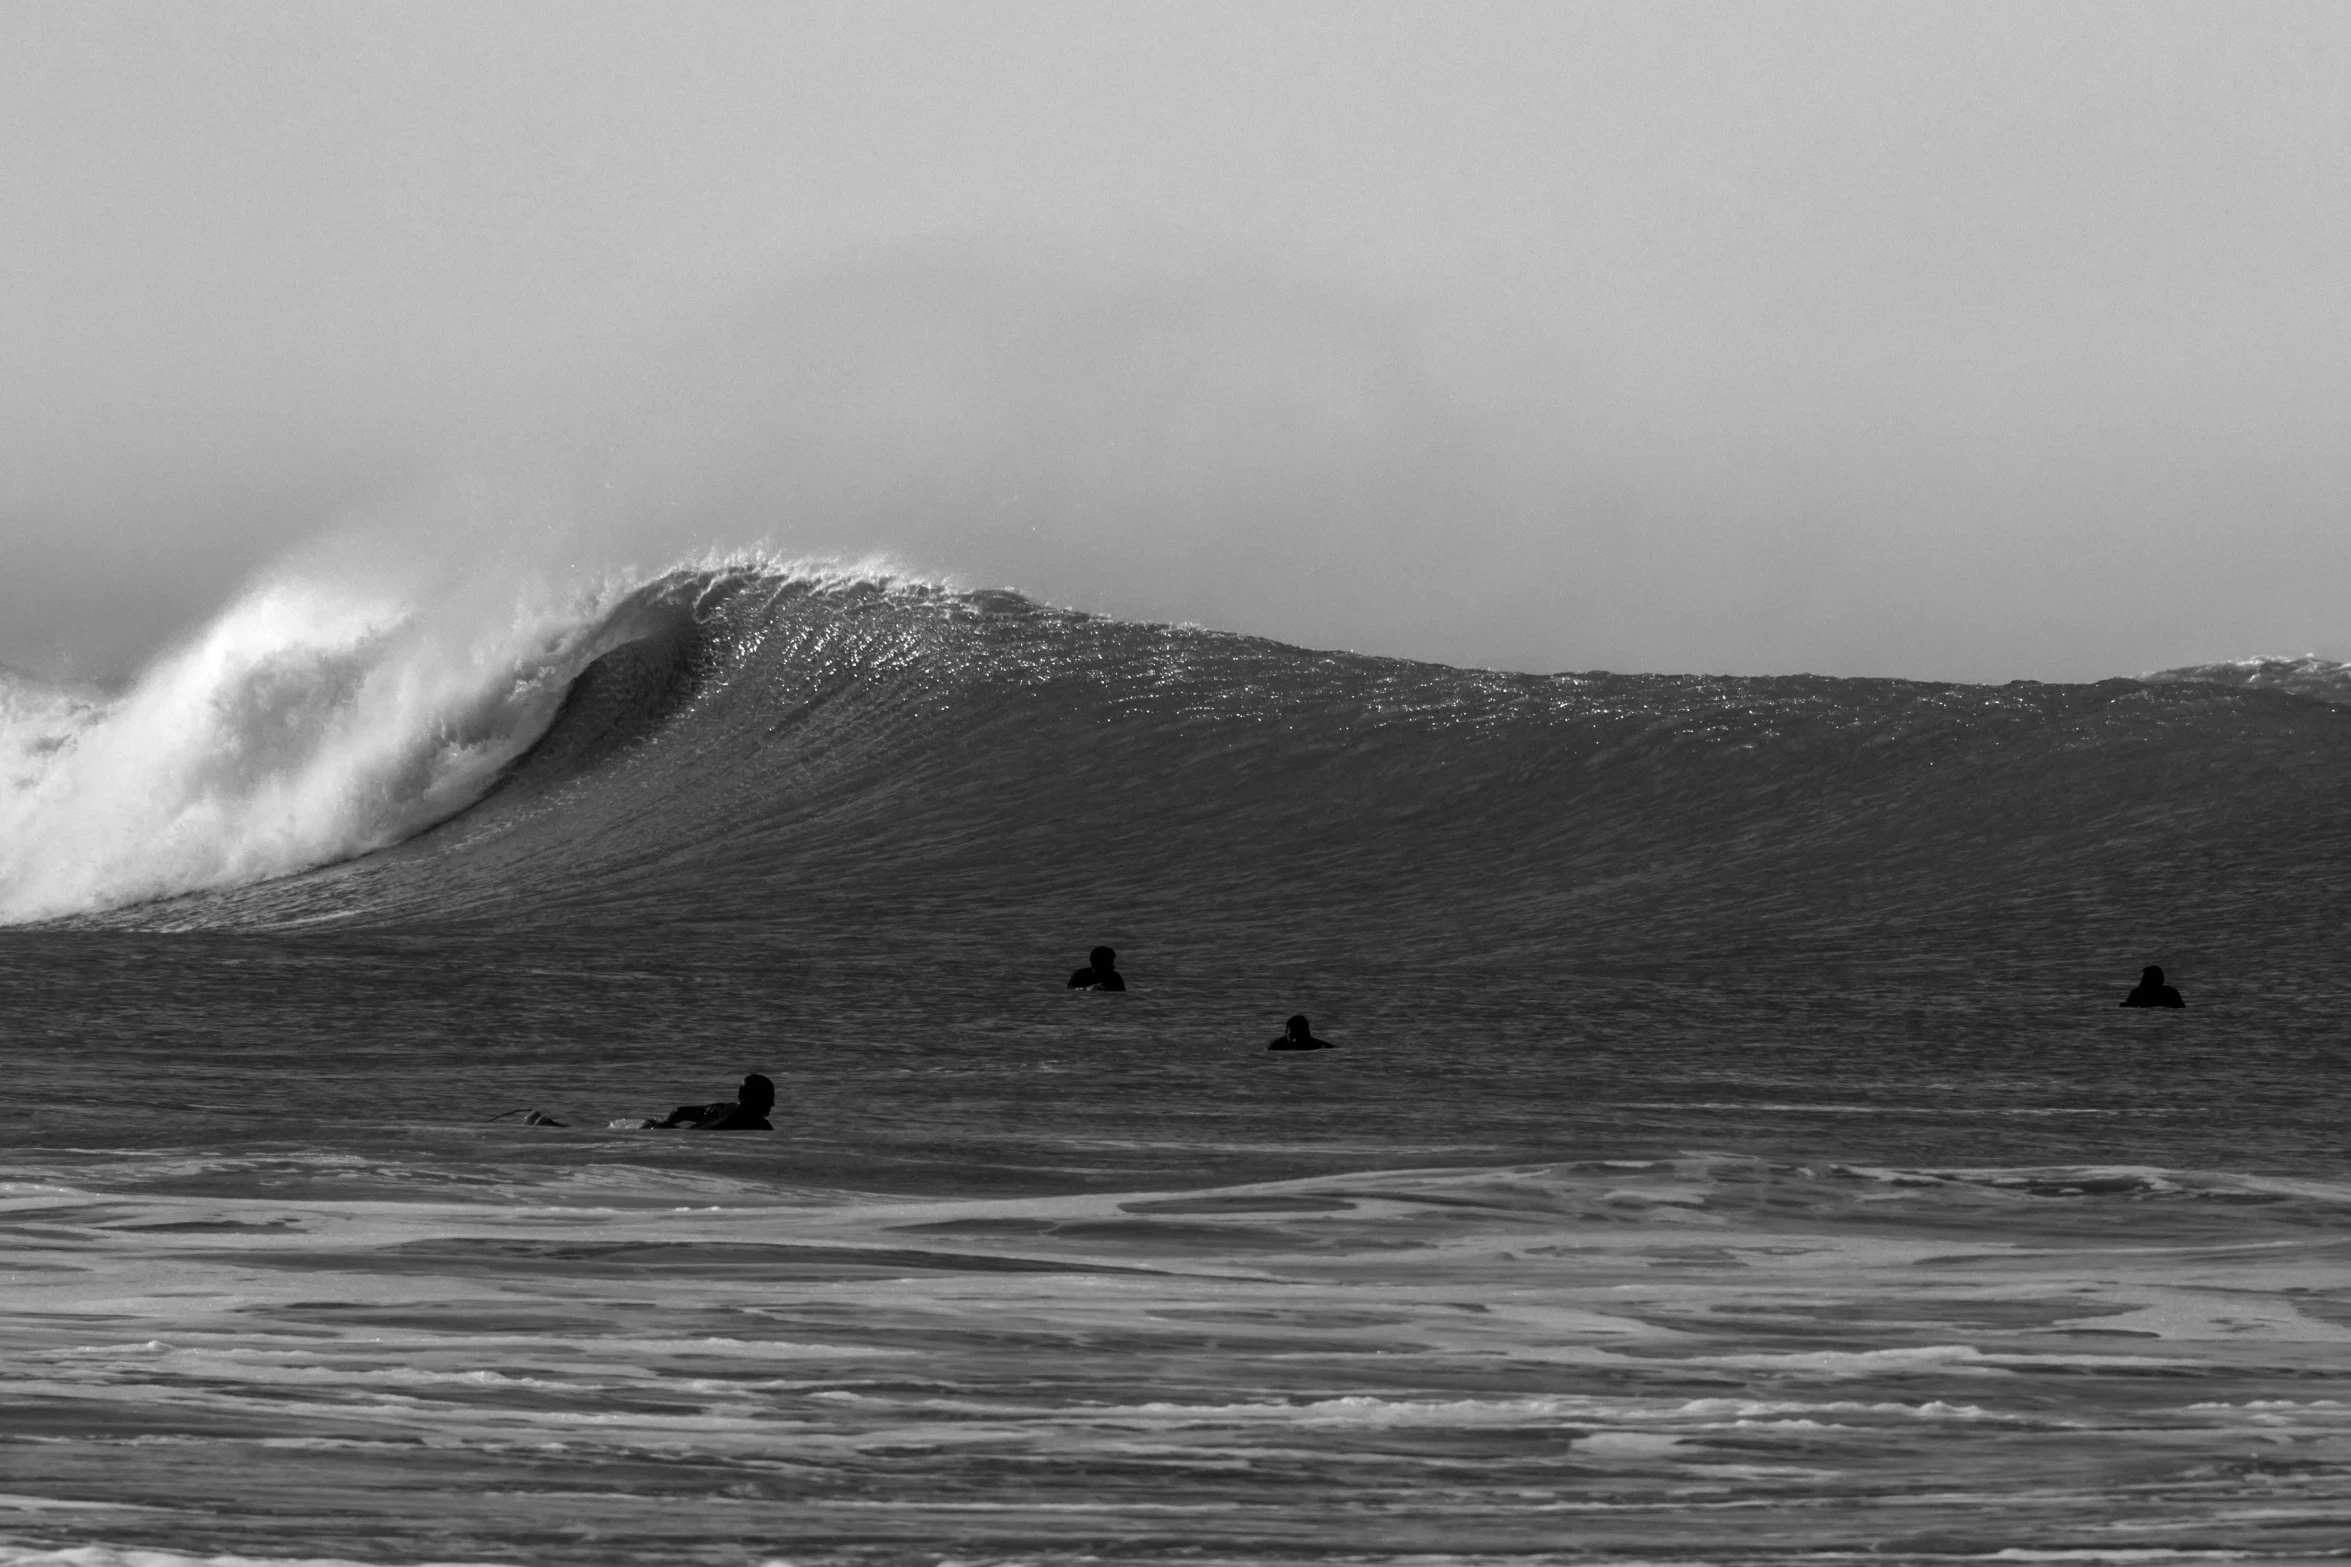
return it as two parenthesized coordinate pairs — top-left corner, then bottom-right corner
(0, 569), (631, 925)
(0, 555), (962, 927)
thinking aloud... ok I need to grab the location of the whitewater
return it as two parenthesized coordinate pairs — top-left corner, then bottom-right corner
(8, 558), (2351, 1566)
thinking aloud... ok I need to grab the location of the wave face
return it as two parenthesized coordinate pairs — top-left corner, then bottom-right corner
(26, 561), (2350, 988)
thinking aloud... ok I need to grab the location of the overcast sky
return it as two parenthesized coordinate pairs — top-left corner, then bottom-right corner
(4, 0), (2347, 682)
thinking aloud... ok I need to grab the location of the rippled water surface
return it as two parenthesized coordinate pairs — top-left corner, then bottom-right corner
(9, 573), (2351, 1565)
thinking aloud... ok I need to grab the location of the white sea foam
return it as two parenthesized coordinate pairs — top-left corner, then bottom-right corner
(0, 565), (619, 923)
(1033, 1393), (2006, 1428)
(0, 1546), (517, 1567)
(0, 547), (954, 924)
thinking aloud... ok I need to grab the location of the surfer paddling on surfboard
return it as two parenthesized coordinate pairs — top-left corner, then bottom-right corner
(614, 1073), (777, 1129)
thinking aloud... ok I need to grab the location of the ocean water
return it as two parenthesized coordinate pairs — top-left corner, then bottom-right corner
(7, 565), (2351, 1566)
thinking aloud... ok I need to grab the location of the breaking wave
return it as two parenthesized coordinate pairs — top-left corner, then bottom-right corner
(8, 558), (2351, 949)
(0, 564), (652, 923)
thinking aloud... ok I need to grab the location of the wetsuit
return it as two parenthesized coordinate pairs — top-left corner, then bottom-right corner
(653, 1101), (773, 1130)
(1067, 966), (1126, 991)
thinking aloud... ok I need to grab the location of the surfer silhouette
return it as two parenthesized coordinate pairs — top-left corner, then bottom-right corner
(1067, 946), (1126, 992)
(2120, 965), (2185, 1009)
(648, 1073), (776, 1130)
(1267, 1014), (1335, 1051)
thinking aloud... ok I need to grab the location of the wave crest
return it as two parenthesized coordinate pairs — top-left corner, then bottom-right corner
(0, 568), (632, 923)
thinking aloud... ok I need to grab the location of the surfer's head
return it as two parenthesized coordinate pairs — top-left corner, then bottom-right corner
(1285, 1014), (1310, 1042)
(1090, 946), (1117, 972)
(2141, 965), (2165, 986)
(739, 1073), (776, 1111)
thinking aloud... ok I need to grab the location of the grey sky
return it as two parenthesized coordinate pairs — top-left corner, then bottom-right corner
(4, 0), (2346, 681)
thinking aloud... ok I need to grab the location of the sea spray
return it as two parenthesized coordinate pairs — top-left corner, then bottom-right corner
(0, 564), (620, 924)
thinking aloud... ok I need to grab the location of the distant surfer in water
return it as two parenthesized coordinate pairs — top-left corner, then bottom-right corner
(2120, 965), (2185, 1009)
(1267, 1014), (1335, 1050)
(646, 1073), (776, 1130)
(1067, 946), (1126, 991)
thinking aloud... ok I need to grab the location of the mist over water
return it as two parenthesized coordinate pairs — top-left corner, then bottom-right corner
(9, 4), (2351, 690)
(0, 239), (1575, 925)
(553, 248), (1519, 660)
(1, 245), (1525, 685)
(11, 224), (2351, 696)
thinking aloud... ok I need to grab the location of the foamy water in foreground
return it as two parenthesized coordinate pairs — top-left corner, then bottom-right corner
(10, 1148), (2351, 1566)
